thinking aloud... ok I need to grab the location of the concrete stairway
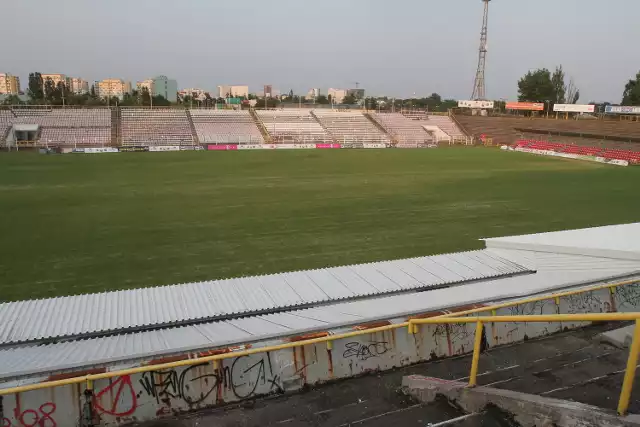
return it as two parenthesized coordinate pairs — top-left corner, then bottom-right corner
(111, 107), (121, 146)
(184, 109), (200, 145)
(249, 109), (272, 143)
(130, 324), (632, 427)
(363, 112), (397, 145)
(309, 110), (339, 144)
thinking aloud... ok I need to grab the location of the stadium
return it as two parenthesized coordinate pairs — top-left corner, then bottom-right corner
(2, 1), (640, 426)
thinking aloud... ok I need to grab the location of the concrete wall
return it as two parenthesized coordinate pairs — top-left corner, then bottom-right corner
(1, 283), (638, 427)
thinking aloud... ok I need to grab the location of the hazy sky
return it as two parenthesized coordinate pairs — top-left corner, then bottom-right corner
(1, 0), (638, 102)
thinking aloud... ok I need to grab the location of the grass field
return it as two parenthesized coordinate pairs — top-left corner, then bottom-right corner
(1, 148), (639, 301)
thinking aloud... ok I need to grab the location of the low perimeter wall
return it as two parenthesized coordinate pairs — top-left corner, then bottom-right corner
(502, 145), (631, 166)
(2, 281), (640, 426)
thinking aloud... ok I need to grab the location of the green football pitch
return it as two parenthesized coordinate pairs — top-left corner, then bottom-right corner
(1, 148), (639, 301)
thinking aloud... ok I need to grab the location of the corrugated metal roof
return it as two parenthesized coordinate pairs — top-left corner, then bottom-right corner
(0, 250), (529, 346)
(484, 222), (640, 260)
(488, 249), (640, 273)
(1, 261), (638, 384)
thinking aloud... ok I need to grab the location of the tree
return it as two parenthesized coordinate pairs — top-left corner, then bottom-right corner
(1, 94), (22, 105)
(90, 84), (97, 98)
(152, 95), (171, 106)
(316, 95), (329, 104)
(43, 78), (56, 102)
(28, 72), (44, 101)
(140, 87), (152, 106)
(518, 66), (580, 114)
(517, 68), (554, 103)
(255, 98), (279, 109)
(342, 94), (357, 105)
(565, 77), (580, 104)
(622, 71), (640, 106)
(551, 66), (566, 104)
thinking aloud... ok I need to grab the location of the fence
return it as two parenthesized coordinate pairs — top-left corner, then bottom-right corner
(0, 278), (639, 426)
(409, 312), (640, 415)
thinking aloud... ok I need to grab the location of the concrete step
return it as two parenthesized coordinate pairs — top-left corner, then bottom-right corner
(490, 351), (628, 396)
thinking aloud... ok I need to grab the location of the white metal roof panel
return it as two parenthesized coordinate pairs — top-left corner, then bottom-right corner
(1, 262), (638, 383)
(0, 249), (529, 346)
(411, 256), (463, 282)
(484, 222), (640, 260)
(305, 269), (352, 299)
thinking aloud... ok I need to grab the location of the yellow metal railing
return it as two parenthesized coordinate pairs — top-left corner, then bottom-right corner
(0, 277), (637, 410)
(409, 312), (640, 415)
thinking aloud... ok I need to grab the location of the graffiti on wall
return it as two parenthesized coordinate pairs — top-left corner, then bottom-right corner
(136, 353), (286, 407)
(229, 354), (284, 399)
(615, 284), (640, 310)
(342, 341), (389, 361)
(138, 363), (218, 406)
(563, 291), (605, 314)
(93, 375), (138, 416)
(2, 403), (57, 427)
(6, 281), (640, 427)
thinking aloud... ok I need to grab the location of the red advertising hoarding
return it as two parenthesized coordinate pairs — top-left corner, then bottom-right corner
(505, 102), (544, 111)
(207, 144), (238, 151)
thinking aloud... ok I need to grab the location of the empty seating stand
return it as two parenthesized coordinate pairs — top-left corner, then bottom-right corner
(0, 110), (14, 143)
(256, 110), (331, 144)
(9, 108), (112, 146)
(190, 110), (264, 144)
(424, 115), (467, 142)
(121, 108), (193, 146)
(313, 110), (391, 145)
(513, 139), (640, 164)
(370, 112), (434, 147)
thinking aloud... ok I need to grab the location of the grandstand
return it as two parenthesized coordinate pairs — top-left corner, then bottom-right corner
(2, 223), (640, 426)
(456, 114), (640, 149)
(190, 109), (264, 144)
(369, 112), (434, 147)
(6, 108), (112, 146)
(0, 109), (13, 141)
(424, 114), (467, 142)
(256, 109), (332, 143)
(120, 108), (194, 146)
(514, 139), (640, 164)
(312, 110), (392, 145)
(2, 106), (640, 153)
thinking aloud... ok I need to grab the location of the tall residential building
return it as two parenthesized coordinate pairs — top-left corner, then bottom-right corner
(94, 79), (132, 100)
(328, 88), (347, 104)
(136, 79), (154, 94)
(179, 88), (207, 101)
(69, 77), (89, 94)
(347, 88), (365, 99)
(306, 88), (320, 100)
(152, 76), (177, 102)
(0, 73), (20, 94)
(41, 73), (68, 88)
(218, 85), (249, 98)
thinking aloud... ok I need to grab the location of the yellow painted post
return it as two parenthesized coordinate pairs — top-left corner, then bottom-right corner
(85, 379), (93, 391)
(408, 321), (415, 335)
(618, 319), (640, 415)
(212, 360), (219, 371)
(468, 321), (484, 387)
(326, 340), (333, 351)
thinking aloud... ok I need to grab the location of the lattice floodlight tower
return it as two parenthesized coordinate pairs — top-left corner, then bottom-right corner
(472, 0), (490, 100)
